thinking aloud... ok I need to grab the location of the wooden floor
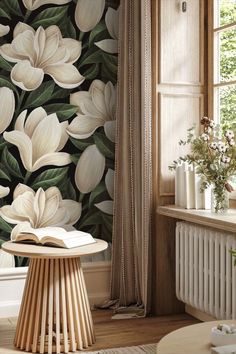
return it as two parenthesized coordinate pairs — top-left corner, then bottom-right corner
(0, 309), (199, 353)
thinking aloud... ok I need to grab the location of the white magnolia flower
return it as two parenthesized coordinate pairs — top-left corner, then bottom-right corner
(0, 186), (10, 198)
(95, 168), (114, 215)
(67, 80), (116, 142)
(75, 0), (105, 32)
(0, 24), (10, 37)
(95, 7), (119, 54)
(22, 0), (72, 10)
(0, 23), (84, 91)
(0, 87), (15, 134)
(75, 144), (105, 193)
(3, 107), (71, 172)
(0, 184), (82, 240)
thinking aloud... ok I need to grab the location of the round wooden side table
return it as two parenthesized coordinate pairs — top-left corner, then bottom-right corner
(2, 239), (108, 354)
(157, 320), (236, 354)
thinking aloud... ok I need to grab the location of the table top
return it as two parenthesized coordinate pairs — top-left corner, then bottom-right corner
(157, 320), (236, 354)
(2, 239), (108, 259)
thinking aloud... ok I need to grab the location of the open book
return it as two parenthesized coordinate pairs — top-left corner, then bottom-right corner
(12, 225), (96, 249)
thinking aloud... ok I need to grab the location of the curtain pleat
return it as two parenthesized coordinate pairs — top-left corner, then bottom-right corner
(110, 0), (152, 316)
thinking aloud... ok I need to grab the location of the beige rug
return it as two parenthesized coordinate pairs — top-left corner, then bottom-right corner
(83, 343), (157, 353)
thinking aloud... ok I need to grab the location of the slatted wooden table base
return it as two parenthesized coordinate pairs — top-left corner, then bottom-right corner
(2, 240), (108, 354)
(14, 258), (94, 353)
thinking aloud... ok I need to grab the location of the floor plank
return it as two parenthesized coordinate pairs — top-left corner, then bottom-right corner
(0, 310), (199, 353)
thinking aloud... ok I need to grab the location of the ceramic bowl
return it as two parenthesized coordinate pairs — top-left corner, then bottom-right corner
(211, 326), (236, 347)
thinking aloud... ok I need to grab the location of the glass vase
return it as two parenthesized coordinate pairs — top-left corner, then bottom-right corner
(211, 184), (229, 213)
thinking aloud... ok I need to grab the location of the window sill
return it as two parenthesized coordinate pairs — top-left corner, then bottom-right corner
(157, 205), (236, 233)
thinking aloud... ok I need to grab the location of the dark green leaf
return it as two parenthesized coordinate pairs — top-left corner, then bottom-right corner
(24, 81), (55, 108)
(89, 182), (107, 207)
(0, 217), (13, 233)
(0, 136), (8, 150)
(2, 147), (23, 178)
(0, 57), (13, 72)
(19, 257), (29, 267)
(79, 48), (104, 67)
(101, 63), (117, 84)
(66, 181), (77, 200)
(86, 224), (101, 239)
(83, 64), (100, 80)
(61, 18), (76, 39)
(44, 103), (78, 121)
(31, 167), (68, 190)
(102, 213), (113, 232)
(70, 154), (80, 165)
(0, 230), (11, 241)
(106, 158), (115, 170)
(70, 136), (94, 151)
(0, 75), (19, 99)
(79, 211), (102, 227)
(0, 239), (5, 247)
(0, 163), (11, 181)
(50, 88), (72, 100)
(101, 223), (112, 242)
(59, 179), (77, 200)
(67, 21), (77, 39)
(103, 52), (118, 66)
(89, 21), (107, 45)
(105, 0), (119, 9)
(93, 132), (115, 159)
(2, 0), (23, 17)
(0, 8), (11, 19)
(102, 52), (118, 74)
(14, 256), (28, 267)
(31, 6), (68, 28)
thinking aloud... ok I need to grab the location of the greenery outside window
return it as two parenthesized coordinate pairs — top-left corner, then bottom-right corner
(208, 0), (236, 127)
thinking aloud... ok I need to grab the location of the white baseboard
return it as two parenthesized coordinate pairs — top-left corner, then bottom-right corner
(0, 261), (111, 318)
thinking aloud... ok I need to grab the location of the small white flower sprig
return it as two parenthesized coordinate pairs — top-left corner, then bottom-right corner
(214, 324), (236, 334)
(169, 116), (236, 212)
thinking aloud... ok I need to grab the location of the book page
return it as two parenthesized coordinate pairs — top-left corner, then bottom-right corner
(59, 236), (96, 248)
(42, 232), (95, 245)
(19, 226), (67, 241)
(15, 233), (39, 243)
(53, 230), (94, 240)
(14, 224), (96, 248)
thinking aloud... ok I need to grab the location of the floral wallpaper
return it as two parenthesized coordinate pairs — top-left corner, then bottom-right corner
(0, 0), (119, 266)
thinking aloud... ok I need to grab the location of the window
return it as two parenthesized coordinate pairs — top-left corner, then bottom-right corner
(209, 0), (236, 128)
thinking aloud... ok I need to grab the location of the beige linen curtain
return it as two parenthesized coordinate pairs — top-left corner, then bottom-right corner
(111, 0), (152, 316)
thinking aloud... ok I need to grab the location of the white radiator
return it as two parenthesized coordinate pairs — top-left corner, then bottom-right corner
(176, 221), (236, 319)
